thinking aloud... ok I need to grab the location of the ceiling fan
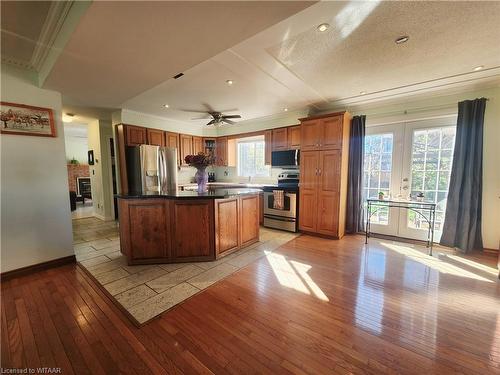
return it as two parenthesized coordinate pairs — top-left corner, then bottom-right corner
(181, 104), (241, 126)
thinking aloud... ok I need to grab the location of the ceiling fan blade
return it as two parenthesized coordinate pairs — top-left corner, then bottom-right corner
(191, 115), (212, 120)
(222, 115), (241, 119)
(223, 119), (235, 125)
(201, 103), (216, 113)
(206, 119), (216, 126)
(219, 108), (239, 113)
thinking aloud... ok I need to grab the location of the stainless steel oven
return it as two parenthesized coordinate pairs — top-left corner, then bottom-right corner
(262, 172), (299, 232)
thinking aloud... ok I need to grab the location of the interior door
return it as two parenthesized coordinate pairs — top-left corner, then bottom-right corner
(397, 118), (457, 241)
(364, 124), (403, 236)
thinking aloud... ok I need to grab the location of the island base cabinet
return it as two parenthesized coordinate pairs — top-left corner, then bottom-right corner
(118, 194), (260, 265)
(118, 199), (170, 263)
(170, 200), (215, 262)
(215, 194), (260, 258)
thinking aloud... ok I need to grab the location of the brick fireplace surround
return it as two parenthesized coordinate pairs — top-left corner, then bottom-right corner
(67, 164), (90, 192)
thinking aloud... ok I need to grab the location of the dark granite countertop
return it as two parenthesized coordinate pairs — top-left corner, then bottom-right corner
(117, 188), (263, 200)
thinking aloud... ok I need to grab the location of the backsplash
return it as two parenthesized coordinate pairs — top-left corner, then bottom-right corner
(177, 165), (295, 184)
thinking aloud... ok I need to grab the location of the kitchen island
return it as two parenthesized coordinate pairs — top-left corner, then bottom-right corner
(117, 188), (262, 265)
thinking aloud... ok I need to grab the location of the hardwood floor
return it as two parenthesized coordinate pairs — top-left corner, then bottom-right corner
(1, 233), (499, 374)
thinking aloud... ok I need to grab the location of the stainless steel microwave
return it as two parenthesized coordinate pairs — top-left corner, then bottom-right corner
(271, 150), (300, 168)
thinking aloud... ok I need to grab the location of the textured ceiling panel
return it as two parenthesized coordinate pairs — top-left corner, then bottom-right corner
(267, 1), (500, 100)
(1, 1), (52, 68)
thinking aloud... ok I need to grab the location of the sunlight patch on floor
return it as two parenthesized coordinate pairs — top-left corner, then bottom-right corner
(380, 242), (494, 283)
(265, 251), (329, 301)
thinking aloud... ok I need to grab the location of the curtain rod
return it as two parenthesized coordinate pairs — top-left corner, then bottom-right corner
(356, 97), (490, 119)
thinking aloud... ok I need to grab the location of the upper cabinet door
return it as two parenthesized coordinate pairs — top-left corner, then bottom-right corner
(179, 134), (193, 166)
(300, 120), (321, 151)
(287, 125), (301, 149)
(192, 136), (203, 155)
(126, 125), (147, 146)
(217, 137), (228, 166)
(264, 130), (272, 165)
(272, 128), (288, 150)
(165, 132), (179, 149)
(320, 115), (343, 150)
(146, 128), (165, 146)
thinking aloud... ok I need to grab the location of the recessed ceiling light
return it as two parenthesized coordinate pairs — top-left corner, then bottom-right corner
(164, 104), (169, 108)
(226, 80), (233, 86)
(395, 35), (409, 44)
(283, 108), (288, 112)
(360, 91), (367, 95)
(317, 23), (330, 32)
(473, 65), (484, 71)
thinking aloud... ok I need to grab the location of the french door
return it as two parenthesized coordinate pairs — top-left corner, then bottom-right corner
(364, 117), (457, 242)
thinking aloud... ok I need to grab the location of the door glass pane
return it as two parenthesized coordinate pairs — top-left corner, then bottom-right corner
(363, 133), (393, 225)
(408, 126), (456, 234)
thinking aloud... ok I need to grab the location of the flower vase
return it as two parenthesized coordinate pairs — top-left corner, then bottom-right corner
(195, 167), (208, 193)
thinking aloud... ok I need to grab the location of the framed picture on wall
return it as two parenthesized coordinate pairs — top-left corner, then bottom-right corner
(0, 101), (56, 137)
(88, 150), (95, 165)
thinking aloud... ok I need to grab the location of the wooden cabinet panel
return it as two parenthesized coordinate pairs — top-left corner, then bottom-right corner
(299, 151), (319, 232)
(287, 125), (301, 149)
(217, 137), (228, 166)
(192, 136), (203, 155)
(171, 200), (214, 260)
(321, 115), (343, 150)
(125, 125), (147, 146)
(123, 200), (170, 260)
(215, 198), (240, 256)
(264, 130), (272, 165)
(179, 134), (193, 166)
(318, 150), (341, 193)
(165, 132), (179, 149)
(239, 195), (259, 247)
(272, 128), (288, 150)
(146, 128), (165, 146)
(300, 120), (321, 151)
(316, 192), (340, 236)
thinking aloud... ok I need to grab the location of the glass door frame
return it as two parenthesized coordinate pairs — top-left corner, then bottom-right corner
(365, 123), (404, 236)
(397, 116), (457, 241)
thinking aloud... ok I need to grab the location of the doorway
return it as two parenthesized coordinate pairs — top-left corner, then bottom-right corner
(64, 122), (94, 219)
(363, 116), (457, 242)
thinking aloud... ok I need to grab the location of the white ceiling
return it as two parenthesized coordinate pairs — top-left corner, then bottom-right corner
(43, 1), (314, 108)
(3, 1), (500, 126)
(122, 0), (500, 126)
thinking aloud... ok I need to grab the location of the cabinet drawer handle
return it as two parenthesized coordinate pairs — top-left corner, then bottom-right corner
(318, 169), (322, 175)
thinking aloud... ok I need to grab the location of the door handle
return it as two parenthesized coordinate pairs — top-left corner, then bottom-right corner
(318, 169), (322, 175)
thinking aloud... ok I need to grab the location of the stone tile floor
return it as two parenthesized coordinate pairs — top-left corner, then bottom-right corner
(73, 217), (299, 324)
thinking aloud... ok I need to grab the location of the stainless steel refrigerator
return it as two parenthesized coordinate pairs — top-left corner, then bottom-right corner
(126, 145), (178, 194)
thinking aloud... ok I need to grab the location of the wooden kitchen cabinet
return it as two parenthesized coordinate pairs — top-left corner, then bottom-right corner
(179, 134), (193, 166)
(193, 136), (203, 154)
(215, 198), (240, 256)
(165, 132), (179, 149)
(170, 200), (214, 261)
(118, 199), (170, 261)
(217, 137), (228, 166)
(298, 111), (351, 239)
(146, 128), (165, 146)
(125, 125), (147, 146)
(287, 125), (301, 149)
(239, 194), (260, 247)
(272, 128), (288, 150)
(264, 130), (272, 165)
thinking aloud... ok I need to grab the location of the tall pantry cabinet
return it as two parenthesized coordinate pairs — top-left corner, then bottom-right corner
(298, 111), (351, 239)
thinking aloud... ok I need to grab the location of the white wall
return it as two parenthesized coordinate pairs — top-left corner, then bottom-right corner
(0, 65), (74, 273)
(64, 136), (88, 163)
